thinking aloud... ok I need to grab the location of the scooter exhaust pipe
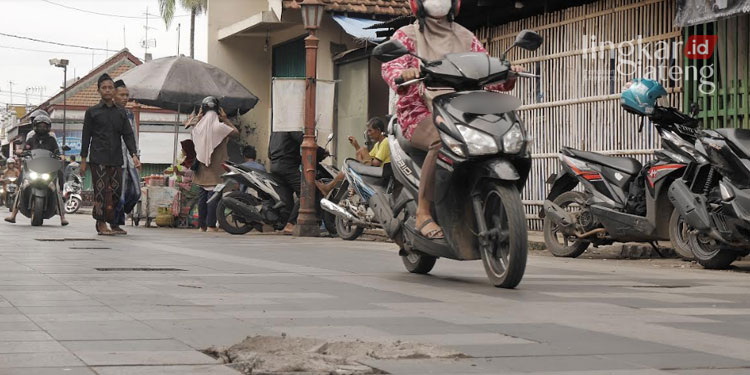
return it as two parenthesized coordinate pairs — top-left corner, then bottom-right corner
(543, 200), (577, 235)
(320, 199), (366, 226)
(222, 197), (264, 223)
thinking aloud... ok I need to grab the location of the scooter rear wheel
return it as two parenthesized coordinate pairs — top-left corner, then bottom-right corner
(480, 182), (527, 289)
(543, 191), (590, 258)
(689, 233), (738, 269)
(216, 192), (258, 235)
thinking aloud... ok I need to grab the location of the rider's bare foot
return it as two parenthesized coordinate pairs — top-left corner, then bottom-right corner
(110, 226), (126, 235)
(60, 218), (69, 226)
(4, 216), (15, 224)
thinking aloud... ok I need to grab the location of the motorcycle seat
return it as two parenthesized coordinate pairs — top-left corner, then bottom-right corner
(716, 128), (750, 158)
(345, 159), (383, 178)
(563, 147), (642, 175)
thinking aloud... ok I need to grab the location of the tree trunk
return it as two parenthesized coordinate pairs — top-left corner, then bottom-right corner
(190, 8), (196, 58)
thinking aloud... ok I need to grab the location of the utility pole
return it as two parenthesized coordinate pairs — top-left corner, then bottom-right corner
(177, 23), (181, 56)
(8, 81), (13, 105)
(142, 7), (158, 61)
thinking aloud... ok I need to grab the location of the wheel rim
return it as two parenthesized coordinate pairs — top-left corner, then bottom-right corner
(406, 252), (420, 264)
(222, 206), (248, 230)
(550, 197), (584, 249)
(65, 199), (79, 212)
(691, 233), (722, 260)
(673, 215), (692, 255)
(482, 190), (511, 278)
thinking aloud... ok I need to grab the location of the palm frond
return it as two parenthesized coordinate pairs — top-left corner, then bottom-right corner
(158, 0), (176, 29)
(181, 0), (207, 15)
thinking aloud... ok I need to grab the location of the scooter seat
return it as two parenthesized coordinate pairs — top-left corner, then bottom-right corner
(563, 147), (642, 175)
(716, 128), (750, 158)
(345, 159), (383, 178)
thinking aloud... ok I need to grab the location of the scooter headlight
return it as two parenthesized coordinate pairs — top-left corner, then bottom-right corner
(41, 173), (50, 181)
(28, 171), (39, 180)
(502, 122), (525, 154)
(457, 125), (498, 156)
(0, 187), (4, 194)
(439, 132), (466, 157)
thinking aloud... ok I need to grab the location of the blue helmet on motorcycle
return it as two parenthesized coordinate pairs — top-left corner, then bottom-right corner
(620, 78), (667, 116)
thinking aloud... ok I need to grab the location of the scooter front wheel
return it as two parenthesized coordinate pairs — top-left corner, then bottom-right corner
(402, 251), (437, 274)
(64, 197), (81, 215)
(479, 182), (527, 289)
(31, 195), (45, 226)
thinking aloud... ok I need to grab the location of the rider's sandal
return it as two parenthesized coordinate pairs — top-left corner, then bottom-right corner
(417, 219), (444, 239)
(4, 217), (15, 224)
(96, 223), (114, 236)
(111, 228), (127, 235)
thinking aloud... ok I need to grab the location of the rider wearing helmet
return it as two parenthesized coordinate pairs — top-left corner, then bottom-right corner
(381, 0), (523, 239)
(24, 109), (56, 144)
(5, 115), (68, 225)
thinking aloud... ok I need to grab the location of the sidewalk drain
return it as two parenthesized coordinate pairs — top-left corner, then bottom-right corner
(95, 267), (186, 272)
(36, 238), (99, 242)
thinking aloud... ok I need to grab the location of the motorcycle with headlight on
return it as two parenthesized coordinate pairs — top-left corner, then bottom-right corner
(371, 30), (543, 289)
(18, 149), (64, 226)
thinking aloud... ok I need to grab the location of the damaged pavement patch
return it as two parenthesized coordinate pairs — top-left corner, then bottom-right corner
(203, 335), (468, 374)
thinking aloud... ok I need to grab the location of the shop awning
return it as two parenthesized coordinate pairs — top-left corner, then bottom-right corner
(332, 15), (384, 42)
(675, 0), (750, 27)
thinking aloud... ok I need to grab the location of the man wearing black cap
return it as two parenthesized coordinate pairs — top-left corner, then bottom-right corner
(111, 79), (141, 234)
(80, 73), (140, 235)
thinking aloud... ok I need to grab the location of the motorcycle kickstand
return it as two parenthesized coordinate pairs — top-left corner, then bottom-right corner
(649, 241), (665, 258)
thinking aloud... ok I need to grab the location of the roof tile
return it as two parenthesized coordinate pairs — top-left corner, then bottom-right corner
(283, 0), (410, 17)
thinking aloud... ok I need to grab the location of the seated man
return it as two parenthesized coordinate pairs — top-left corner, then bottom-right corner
(241, 145), (265, 172)
(5, 115), (68, 226)
(316, 117), (390, 195)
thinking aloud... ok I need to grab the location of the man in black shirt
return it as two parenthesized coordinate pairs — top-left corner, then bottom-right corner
(269, 131), (303, 234)
(5, 115), (68, 225)
(80, 73), (140, 235)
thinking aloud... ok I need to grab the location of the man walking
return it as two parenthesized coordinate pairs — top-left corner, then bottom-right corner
(80, 73), (140, 235)
(111, 79), (141, 234)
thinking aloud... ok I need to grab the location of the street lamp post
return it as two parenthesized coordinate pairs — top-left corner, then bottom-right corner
(294, 0), (326, 237)
(50, 59), (69, 158)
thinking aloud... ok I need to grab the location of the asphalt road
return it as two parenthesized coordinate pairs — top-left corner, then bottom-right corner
(1, 214), (750, 374)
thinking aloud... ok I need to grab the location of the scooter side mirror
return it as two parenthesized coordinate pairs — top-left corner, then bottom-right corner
(325, 133), (334, 147)
(372, 40), (410, 62)
(514, 30), (543, 51)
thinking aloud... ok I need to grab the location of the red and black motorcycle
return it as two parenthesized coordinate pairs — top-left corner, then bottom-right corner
(541, 82), (703, 258)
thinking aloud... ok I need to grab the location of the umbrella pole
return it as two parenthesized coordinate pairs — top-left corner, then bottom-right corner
(173, 104), (181, 166)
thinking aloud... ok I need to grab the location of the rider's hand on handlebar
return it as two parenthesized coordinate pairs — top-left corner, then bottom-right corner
(400, 68), (421, 82)
(511, 65), (525, 73)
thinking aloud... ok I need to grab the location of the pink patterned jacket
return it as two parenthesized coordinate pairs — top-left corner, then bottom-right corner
(381, 28), (516, 140)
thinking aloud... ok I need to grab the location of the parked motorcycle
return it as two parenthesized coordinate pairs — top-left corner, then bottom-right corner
(320, 157), (388, 241)
(212, 141), (338, 235)
(3, 176), (18, 211)
(17, 149), (64, 226)
(668, 128), (750, 269)
(541, 79), (702, 258)
(63, 174), (83, 214)
(370, 30), (543, 288)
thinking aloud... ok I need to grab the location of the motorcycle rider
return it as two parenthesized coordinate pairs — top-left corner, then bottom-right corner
(381, 0), (522, 239)
(315, 117), (391, 195)
(1, 158), (20, 204)
(5, 115), (68, 226)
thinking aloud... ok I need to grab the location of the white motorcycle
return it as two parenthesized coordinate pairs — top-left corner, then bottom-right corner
(63, 174), (83, 214)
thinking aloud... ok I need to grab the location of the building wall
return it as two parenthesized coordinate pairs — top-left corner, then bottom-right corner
(476, 0), (683, 230)
(207, 1), (359, 166)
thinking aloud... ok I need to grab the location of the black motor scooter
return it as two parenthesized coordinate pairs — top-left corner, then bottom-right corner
(669, 128), (750, 269)
(211, 137), (338, 235)
(371, 30), (543, 288)
(17, 149), (64, 226)
(542, 93), (703, 259)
